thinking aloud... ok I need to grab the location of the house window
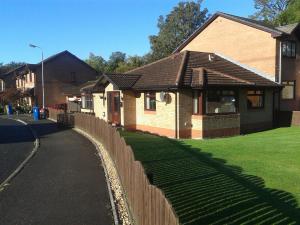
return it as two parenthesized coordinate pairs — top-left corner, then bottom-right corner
(206, 90), (237, 114)
(0, 80), (4, 92)
(282, 41), (296, 58)
(70, 72), (76, 82)
(193, 90), (202, 114)
(247, 90), (264, 109)
(82, 95), (93, 109)
(282, 81), (295, 100)
(144, 92), (156, 111)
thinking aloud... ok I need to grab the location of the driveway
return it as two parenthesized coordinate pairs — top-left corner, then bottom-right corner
(0, 116), (34, 184)
(0, 116), (113, 225)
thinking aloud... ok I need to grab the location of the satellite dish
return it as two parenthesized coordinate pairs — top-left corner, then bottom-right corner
(160, 91), (166, 102)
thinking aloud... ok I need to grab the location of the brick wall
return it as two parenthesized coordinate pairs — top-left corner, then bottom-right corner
(202, 114), (240, 138)
(93, 84), (117, 121)
(133, 92), (177, 138)
(34, 53), (98, 107)
(279, 111), (300, 126)
(181, 16), (277, 80)
(239, 89), (274, 133)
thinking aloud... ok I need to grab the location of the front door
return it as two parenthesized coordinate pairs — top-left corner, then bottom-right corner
(107, 91), (121, 125)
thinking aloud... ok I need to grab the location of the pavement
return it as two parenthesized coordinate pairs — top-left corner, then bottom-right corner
(0, 115), (113, 225)
(0, 116), (35, 184)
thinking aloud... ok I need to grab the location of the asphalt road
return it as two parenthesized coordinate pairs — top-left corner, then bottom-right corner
(0, 116), (113, 225)
(0, 116), (34, 184)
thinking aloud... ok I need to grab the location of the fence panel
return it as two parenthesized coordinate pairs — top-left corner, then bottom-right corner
(48, 109), (179, 225)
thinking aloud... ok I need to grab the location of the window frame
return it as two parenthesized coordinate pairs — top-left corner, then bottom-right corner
(192, 90), (202, 115)
(81, 94), (93, 109)
(281, 80), (296, 100)
(282, 41), (297, 58)
(144, 92), (156, 111)
(247, 89), (265, 110)
(205, 89), (238, 115)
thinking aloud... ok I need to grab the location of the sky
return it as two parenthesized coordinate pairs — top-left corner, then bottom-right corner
(0, 0), (255, 64)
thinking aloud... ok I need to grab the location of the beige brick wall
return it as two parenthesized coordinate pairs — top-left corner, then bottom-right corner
(123, 90), (136, 127)
(181, 16), (277, 79)
(178, 89), (203, 138)
(134, 92), (176, 138)
(93, 84), (124, 123)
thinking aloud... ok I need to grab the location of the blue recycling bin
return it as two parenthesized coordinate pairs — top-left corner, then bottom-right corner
(7, 104), (13, 115)
(33, 106), (40, 121)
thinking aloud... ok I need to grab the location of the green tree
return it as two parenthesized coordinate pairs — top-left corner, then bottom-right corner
(0, 61), (25, 74)
(106, 51), (126, 73)
(115, 55), (146, 73)
(251, 0), (291, 25)
(276, 0), (300, 25)
(85, 53), (106, 73)
(149, 0), (209, 61)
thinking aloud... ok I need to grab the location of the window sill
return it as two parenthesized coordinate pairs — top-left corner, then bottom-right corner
(281, 98), (295, 101)
(192, 114), (202, 119)
(144, 110), (156, 115)
(205, 112), (238, 116)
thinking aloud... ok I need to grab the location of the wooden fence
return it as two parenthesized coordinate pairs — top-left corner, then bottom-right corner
(48, 109), (180, 225)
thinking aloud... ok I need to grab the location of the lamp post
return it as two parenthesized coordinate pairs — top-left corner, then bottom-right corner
(29, 44), (45, 109)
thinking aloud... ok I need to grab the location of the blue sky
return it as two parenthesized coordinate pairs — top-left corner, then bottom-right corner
(0, 0), (255, 64)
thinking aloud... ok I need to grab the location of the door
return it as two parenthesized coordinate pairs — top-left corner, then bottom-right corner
(107, 91), (121, 125)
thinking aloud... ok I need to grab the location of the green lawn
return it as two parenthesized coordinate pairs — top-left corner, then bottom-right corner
(121, 128), (300, 225)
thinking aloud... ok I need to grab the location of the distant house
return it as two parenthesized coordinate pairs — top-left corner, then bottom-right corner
(87, 51), (280, 139)
(13, 51), (98, 107)
(173, 12), (300, 112)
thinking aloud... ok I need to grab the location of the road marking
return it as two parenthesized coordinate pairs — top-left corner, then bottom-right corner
(0, 118), (40, 191)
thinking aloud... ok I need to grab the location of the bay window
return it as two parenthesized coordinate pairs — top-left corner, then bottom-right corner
(206, 90), (237, 114)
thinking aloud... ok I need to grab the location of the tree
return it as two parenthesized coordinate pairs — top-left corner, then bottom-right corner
(149, 0), (209, 61)
(0, 61), (25, 74)
(276, 0), (300, 25)
(251, 0), (291, 25)
(106, 51), (126, 73)
(85, 53), (107, 73)
(115, 55), (146, 73)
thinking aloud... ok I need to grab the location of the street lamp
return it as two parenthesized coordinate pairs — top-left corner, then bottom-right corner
(29, 44), (45, 109)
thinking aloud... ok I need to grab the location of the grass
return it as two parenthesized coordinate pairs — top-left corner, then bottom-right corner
(184, 127), (300, 205)
(120, 128), (300, 225)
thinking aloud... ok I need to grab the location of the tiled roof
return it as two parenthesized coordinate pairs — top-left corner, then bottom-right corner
(125, 51), (279, 90)
(276, 23), (300, 34)
(80, 79), (103, 93)
(85, 50), (280, 91)
(126, 53), (185, 90)
(183, 51), (278, 87)
(105, 73), (141, 89)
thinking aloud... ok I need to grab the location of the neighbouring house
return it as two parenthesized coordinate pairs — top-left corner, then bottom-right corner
(80, 79), (102, 114)
(13, 50), (98, 108)
(0, 65), (26, 105)
(87, 51), (280, 139)
(173, 12), (300, 112)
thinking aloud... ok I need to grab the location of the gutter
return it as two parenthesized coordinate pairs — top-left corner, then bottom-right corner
(279, 41), (282, 84)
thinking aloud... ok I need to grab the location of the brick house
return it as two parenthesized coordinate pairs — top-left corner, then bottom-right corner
(14, 51), (98, 107)
(88, 51), (280, 139)
(173, 12), (300, 112)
